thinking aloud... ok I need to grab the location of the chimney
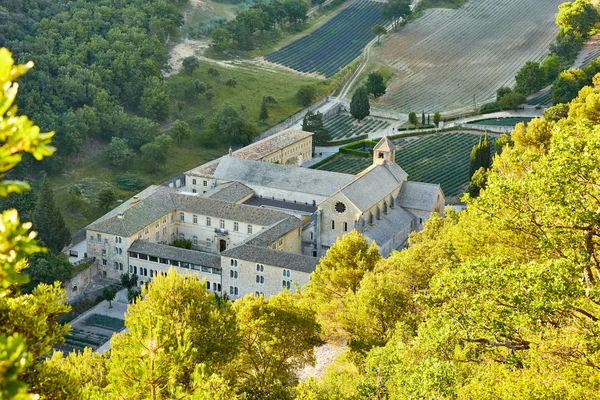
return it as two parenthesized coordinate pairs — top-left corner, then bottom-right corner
(132, 195), (140, 204)
(117, 213), (124, 220)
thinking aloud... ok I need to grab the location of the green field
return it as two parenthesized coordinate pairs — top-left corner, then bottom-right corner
(51, 62), (326, 232)
(317, 132), (494, 198)
(324, 114), (391, 142)
(467, 117), (533, 126)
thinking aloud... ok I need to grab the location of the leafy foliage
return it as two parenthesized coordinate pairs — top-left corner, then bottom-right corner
(350, 86), (370, 121)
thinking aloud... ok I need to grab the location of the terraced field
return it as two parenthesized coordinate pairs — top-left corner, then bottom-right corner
(317, 132), (493, 198)
(373, 0), (563, 113)
(324, 114), (391, 142)
(265, 0), (385, 77)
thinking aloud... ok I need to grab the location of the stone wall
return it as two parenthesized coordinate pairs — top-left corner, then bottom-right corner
(64, 260), (102, 302)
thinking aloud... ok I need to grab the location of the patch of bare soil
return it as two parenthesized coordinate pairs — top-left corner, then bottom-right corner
(296, 343), (346, 381)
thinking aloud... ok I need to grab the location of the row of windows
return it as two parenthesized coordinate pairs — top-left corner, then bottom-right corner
(206, 281), (222, 292)
(178, 234), (212, 248)
(331, 221), (349, 231)
(179, 213), (253, 233)
(191, 179), (208, 187)
(129, 252), (220, 274)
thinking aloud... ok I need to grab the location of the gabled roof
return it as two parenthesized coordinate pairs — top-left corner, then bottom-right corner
(87, 186), (175, 237)
(398, 181), (443, 212)
(373, 136), (395, 152)
(339, 163), (407, 212)
(185, 129), (313, 178)
(221, 245), (318, 273)
(207, 182), (254, 203)
(363, 206), (415, 245)
(243, 216), (303, 247)
(213, 157), (355, 197)
(88, 187), (292, 236)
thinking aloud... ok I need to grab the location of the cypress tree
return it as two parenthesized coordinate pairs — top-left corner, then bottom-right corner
(259, 98), (269, 122)
(469, 133), (491, 178)
(350, 86), (371, 122)
(421, 111), (425, 126)
(33, 178), (71, 253)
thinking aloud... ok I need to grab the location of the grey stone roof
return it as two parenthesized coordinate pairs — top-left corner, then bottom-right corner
(213, 157), (355, 197)
(87, 186), (174, 237)
(398, 181), (443, 211)
(363, 206), (415, 246)
(233, 129), (312, 160)
(186, 129), (312, 178)
(243, 216), (303, 247)
(88, 188), (292, 236)
(207, 182), (254, 203)
(221, 245), (318, 273)
(340, 163), (407, 211)
(128, 240), (221, 269)
(373, 136), (395, 152)
(173, 193), (291, 226)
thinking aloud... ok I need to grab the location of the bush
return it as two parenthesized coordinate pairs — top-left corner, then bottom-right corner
(172, 238), (192, 249)
(190, 114), (206, 127)
(296, 85), (317, 107)
(115, 174), (146, 191)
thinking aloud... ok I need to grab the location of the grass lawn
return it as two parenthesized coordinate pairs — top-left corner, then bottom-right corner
(50, 62), (325, 232)
(168, 62), (328, 129)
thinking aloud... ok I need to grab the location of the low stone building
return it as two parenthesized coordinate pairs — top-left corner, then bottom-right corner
(86, 136), (444, 299)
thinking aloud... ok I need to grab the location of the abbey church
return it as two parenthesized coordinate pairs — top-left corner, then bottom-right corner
(86, 129), (444, 299)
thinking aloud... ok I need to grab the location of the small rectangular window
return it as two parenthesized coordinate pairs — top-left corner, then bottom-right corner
(203, 180), (208, 187)
(344, 222), (348, 232)
(97, 234), (102, 242)
(248, 225), (253, 234)
(192, 179), (197, 185)
(193, 215), (198, 224)
(331, 220), (335, 230)
(206, 217), (211, 227)
(234, 222), (239, 232)
(220, 220), (225, 229)
(149, 256), (158, 262)
(179, 212), (185, 222)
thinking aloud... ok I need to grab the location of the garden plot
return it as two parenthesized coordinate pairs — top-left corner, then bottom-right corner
(324, 113), (391, 142)
(265, 0), (386, 77)
(58, 313), (125, 353)
(317, 132), (493, 199)
(373, 0), (563, 113)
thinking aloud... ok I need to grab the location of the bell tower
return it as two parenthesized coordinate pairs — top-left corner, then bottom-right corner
(373, 136), (396, 165)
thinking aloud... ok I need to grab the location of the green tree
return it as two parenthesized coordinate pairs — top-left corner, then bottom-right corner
(433, 112), (441, 127)
(259, 98), (269, 122)
(140, 134), (173, 172)
(371, 24), (387, 43)
(0, 47), (71, 399)
(551, 68), (586, 104)
(33, 178), (71, 253)
(171, 119), (192, 145)
(139, 76), (171, 122)
(365, 71), (386, 98)
(511, 118), (554, 152)
(295, 85), (317, 107)
(99, 271), (238, 398)
(172, 238), (193, 249)
(120, 273), (138, 290)
(102, 286), (117, 308)
(515, 61), (546, 95)
(543, 103), (569, 121)
(22, 252), (73, 293)
(497, 90), (525, 110)
(408, 112), (418, 126)
(304, 231), (381, 341)
(468, 133), (490, 178)
(466, 166), (488, 198)
(230, 291), (320, 399)
(302, 110), (330, 148)
(182, 56), (200, 75)
(97, 187), (116, 211)
(556, 0), (599, 39)
(350, 86), (370, 122)
(496, 86), (512, 101)
(210, 102), (246, 142)
(381, 0), (411, 31)
(104, 137), (132, 167)
(212, 28), (232, 51)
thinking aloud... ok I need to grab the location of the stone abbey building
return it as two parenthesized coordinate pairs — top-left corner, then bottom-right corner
(86, 129), (444, 299)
